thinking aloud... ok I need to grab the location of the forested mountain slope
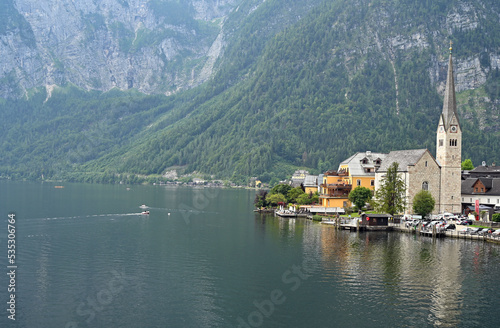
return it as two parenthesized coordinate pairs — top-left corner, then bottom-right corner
(1, 0), (499, 183)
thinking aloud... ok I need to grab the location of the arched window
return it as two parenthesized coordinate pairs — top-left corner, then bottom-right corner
(422, 181), (429, 191)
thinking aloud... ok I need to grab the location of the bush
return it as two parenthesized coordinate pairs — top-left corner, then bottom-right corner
(492, 213), (500, 222)
(312, 215), (323, 222)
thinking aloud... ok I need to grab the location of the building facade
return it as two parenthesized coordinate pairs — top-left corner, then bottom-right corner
(303, 175), (319, 195)
(461, 163), (500, 214)
(338, 151), (386, 191)
(375, 149), (441, 213)
(319, 170), (351, 208)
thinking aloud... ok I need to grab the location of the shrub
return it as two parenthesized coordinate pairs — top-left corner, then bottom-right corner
(312, 215), (323, 222)
(492, 213), (500, 222)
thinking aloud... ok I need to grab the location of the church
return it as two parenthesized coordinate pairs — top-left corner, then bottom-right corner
(373, 45), (462, 214)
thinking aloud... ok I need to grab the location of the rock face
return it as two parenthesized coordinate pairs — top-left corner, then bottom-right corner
(0, 0), (499, 101)
(0, 0), (241, 98)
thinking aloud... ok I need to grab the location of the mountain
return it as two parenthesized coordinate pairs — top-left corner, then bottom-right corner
(0, 0), (241, 98)
(1, 0), (499, 184)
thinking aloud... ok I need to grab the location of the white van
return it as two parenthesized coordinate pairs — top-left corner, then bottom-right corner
(442, 213), (458, 220)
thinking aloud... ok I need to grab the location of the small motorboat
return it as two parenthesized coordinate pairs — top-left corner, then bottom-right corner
(141, 211), (150, 215)
(140, 204), (148, 208)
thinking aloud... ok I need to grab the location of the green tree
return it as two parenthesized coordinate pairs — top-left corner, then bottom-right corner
(270, 184), (292, 196)
(287, 186), (305, 203)
(412, 190), (435, 219)
(310, 191), (319, 204)
(374, 162), (406, 216)
(461, 159), (474, 170)
(296, 193), (311, 205)
(254, 189), (268, 208)
(348, 186), (372, 211)
(266, 193), (286, 206)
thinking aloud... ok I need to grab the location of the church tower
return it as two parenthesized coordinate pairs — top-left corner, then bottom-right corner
(436, 43), (462, 213)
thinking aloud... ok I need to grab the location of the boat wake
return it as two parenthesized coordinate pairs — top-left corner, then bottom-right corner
(38, 213), (148, 221)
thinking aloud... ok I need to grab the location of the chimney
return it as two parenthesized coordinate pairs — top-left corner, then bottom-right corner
(482, 161), (487, 166)
(492, 163), (496, 167)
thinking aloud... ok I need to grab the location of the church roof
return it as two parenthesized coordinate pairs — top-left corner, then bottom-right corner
(441, 51), (460, 129)
(377, 149), (428, 172)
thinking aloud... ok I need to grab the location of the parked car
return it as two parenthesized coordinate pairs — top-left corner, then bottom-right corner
(459, 219), (473, 225)
(410, 220), (421, 227)
(482, 228), (496, 234)
(459, 228), (471, 235)
(491, 230), (500, 237)
(444, 223), (456, 230)
(478, 229), (489, 236)
(430, 220), (444, 226)
(469, 227), (482, 235)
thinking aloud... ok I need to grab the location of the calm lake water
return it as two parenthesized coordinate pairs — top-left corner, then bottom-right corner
(1, 181), (500, 328)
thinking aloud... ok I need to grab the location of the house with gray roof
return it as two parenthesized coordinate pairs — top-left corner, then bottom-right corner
(290, 170), (309, 188)
(339, 151), (386, 189)
(461, 163), (500, 216)
(464, 162), (500, 178)
(303, 175), (319, 195)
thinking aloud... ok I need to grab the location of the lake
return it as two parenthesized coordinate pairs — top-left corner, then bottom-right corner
(1, 181), (500, 327)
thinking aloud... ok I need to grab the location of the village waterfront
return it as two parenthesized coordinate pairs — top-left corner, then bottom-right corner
(1, 180), (500, 327)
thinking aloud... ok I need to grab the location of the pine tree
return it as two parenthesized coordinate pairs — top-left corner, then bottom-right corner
(374, 162), (406, 216)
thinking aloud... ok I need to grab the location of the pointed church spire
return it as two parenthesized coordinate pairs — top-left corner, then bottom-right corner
(441, 41), (459, 129)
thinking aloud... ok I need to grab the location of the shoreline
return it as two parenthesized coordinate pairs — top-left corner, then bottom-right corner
(261, 212), (500, 244)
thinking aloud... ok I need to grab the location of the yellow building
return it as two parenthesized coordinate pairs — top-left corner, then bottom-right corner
(303, 175), (318, 195)
(338, 151), (386, 191)
(319, 170), (352, 208)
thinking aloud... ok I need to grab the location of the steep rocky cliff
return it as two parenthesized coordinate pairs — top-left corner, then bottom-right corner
(0, 0), (242, 98)
(1, 0), (499, 101)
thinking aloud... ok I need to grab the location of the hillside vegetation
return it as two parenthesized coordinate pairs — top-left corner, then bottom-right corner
(1, 0), (499, 184)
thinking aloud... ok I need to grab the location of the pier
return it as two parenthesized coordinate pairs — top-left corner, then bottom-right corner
(390, 222), (500, 243)
(318, 218), (500, 244)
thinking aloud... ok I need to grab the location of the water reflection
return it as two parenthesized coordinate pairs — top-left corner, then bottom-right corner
(254, 215), (500, 327)
(5, 181), (500, 328)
